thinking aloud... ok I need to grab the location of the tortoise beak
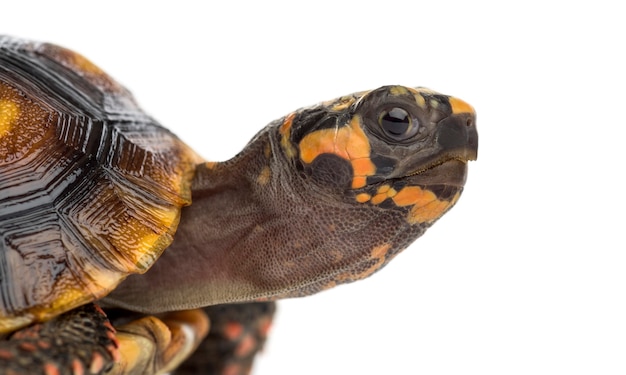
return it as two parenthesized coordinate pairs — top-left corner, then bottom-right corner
(397, 109), (478, 187)
(435, 111), (478, 162)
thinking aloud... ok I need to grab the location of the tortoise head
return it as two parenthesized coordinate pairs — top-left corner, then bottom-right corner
(284, 85), (477, 213)
(105, 85), (477, 312)
(266, 85), (478, 294)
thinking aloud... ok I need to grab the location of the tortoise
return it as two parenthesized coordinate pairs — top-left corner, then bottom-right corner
(0, 35), (478, 375)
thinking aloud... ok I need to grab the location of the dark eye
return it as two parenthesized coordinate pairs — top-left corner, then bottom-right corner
(378, 107), (418, 140)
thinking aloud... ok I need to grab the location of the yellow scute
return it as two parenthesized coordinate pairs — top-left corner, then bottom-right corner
(0, 99), (20, 138)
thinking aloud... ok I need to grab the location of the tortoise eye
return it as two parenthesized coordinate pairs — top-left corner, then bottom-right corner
(378, 107), (418, 140)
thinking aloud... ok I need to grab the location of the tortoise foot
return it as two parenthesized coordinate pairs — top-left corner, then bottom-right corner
(0, 303), (119, 375)
(106, 309), (209, 375)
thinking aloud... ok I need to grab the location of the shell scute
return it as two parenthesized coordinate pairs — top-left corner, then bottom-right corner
(0, 37), (201, 332)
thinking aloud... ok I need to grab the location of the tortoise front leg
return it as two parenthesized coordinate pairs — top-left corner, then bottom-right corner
(0, 304), (119, 375)
(173, 302), (276, 375)
(0, 304), (210, 375)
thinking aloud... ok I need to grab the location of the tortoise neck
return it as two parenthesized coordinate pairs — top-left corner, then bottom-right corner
(104, 128), (296, 311)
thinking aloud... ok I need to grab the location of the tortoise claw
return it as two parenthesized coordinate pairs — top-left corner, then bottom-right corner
(106, 309), (209, 375)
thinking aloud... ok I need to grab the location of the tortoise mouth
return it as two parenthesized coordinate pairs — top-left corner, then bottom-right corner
(403, 158), (469, 187)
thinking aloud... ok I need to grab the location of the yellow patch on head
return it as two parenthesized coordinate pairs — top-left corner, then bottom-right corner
(279, 113), (297, 159)
(264, 143), (272, 159)
(279, 112), (295, 136)
(0, 99), (20, 138)
(330, 95), (358, 111)
(322, 92), (364, 112)
(413, 93), (426, 109)
(390, 86), (409, 96)
(449, 97), (475, 115)
(299, 115), (376, 189)
(257, 166), (271, 185)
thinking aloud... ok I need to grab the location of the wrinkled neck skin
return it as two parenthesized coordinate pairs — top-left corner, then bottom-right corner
(104, 122), (425, 313)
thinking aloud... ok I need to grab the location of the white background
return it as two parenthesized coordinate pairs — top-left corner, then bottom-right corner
(2, 1), (625, 374)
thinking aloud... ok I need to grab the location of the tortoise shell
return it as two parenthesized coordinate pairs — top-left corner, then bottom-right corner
(0, 36), (201, 332)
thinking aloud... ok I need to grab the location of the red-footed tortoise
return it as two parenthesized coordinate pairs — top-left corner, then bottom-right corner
(0, 36), (478, 375)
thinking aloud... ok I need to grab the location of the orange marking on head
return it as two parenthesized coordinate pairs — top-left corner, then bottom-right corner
(367, 184), (397, 204)
(372, 243), (391, 259)
(279, 112), (296, 136)
(449, 97), (475, 115)
(349, 244), (391, 280)
(392, 186), (437, 207)
(299, 115), (376, 189)
(408, 191), (461, 224)
(393, 186), (461, 224)
(351, 176), (367, 189)
(224, 322), (244, 340)
(370, 193), (388, 205)
(331, 243), (392, 285)
(351, 158), (376, 178)
(355, 193), (371, 203)
(377, 185), (390, 194)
